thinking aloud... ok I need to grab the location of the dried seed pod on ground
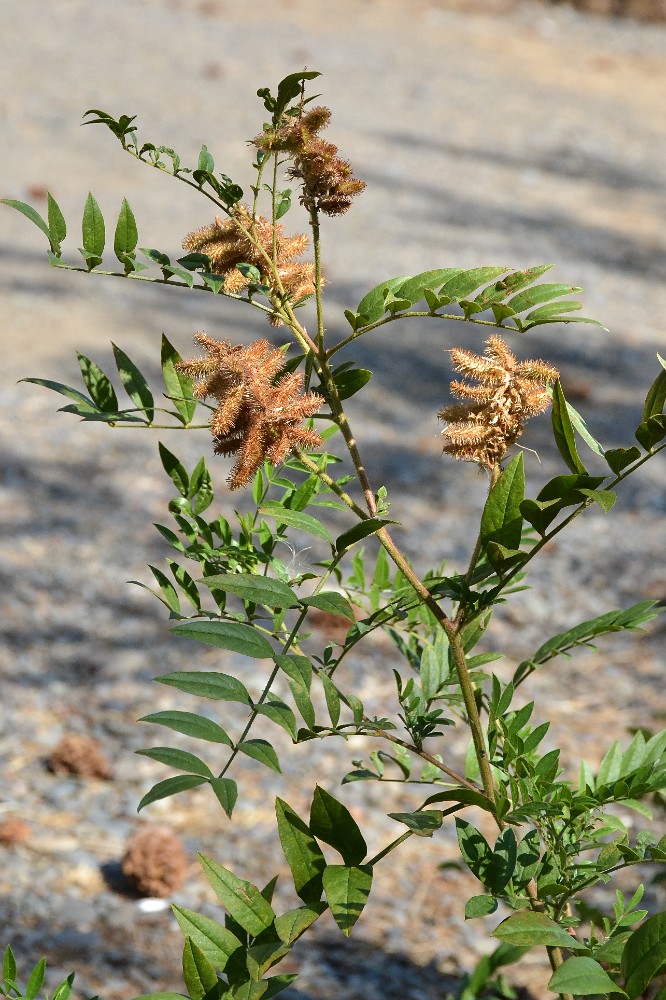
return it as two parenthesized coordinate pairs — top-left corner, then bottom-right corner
(121, 824), (188, 898)
(47, 734), (112, 779)
(0, 817), (31, 845)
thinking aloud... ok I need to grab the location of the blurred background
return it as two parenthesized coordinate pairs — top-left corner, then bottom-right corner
(1, 2), (665, 998)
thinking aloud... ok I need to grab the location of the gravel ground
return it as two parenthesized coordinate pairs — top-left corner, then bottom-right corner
(1, 2), (666, 998)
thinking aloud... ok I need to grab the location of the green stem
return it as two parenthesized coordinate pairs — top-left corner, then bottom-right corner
(109, 423), (210, 430)
(366, 830), (413, 866)
(366, 803), (467, 866)
(454, 463), (500, 627)
(218, 554), (344, 778)
(293, 448), (368, 520)
(525, 880), (572, 1000)
(447, 629), (497, 809)
(500, 440), (666, 594)
(327, 309), (517, 358)
(45, 261), (278, 313)
(309, 207), (325, 352)
(372, 729), (485, 794)
(300, 278), (498, 809)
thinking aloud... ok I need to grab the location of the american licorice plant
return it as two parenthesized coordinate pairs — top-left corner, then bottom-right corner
(4, 71), (666, 1000)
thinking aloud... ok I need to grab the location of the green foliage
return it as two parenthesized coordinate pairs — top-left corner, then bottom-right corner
(5, 67), (666, 1000)
(0, 951), (83, 1000)
(342, 265), (604, 338)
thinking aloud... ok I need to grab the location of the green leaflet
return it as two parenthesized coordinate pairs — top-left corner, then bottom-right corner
(139, 710), (233, 746)
(114, 197), (138, 261)
(310, 786), (367, 865)
(255, 698), (298, 740)
(355, 275), (410, 325)
(642, 367), (666, 422)
(465, 895), (498, 919)
(112, 343), (154, 422)
(3, 945), (16, 986)
(480, 453), (524, 556)
(322, 865), (373, 937)
(197, 144), (215, 172)
(551, 379), (586, 474)
(548, 957), (627, 996)
(182, 939), (218, 1000)
(1, 197), (56, 251)
(135, 746), (214, 778)
(300, 591), (356, 622)
(507, 282), (581, 314)
(456, 820), (517, 895)
(237, 739), (281, 774)
(76, 352), (118, 412)
(137, 774), (208, 811)
(155, 669), (251, 704)
(387, 810), (443, 837)
(320, 673), (341, 728)
(333, 366), (372, 400)
(169, 621), (274, 660)
(275, 797), (326, 904)
(47, 193), (67, 252)
(210, 777), (238, 819)
(473, 265), (553, 308)
(200, 573), (299, 609)
(172, 904), (244, 971)
(438, 265), (509, 300)
(259, 502), (332, 543)
(621, 911), (666, 999)
(81, 191), (105, 266)
(274, 903), (326, 945)
(335, 518), (397, 553)
(394, 268), (463, 304)
(493, 911), (587, 950)
(198, 855), (276, 937)
(24, 958), (46, 1000)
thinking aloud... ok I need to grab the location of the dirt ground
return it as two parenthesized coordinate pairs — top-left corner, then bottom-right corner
(1, 2), (665, 998)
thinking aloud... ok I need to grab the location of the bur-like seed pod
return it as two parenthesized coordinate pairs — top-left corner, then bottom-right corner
(177, 334), (323, 489)
(182, 207), (317, 316)
(47, 734), (112, 779)
(121, 825), (187, 898)
(252, 106), (365, 217)
(438, 334), (559, 469)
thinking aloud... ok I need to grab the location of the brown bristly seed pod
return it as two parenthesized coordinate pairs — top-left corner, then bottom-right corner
(182, 206), (317, 321)
(177, 334), (323, 489)
(252, 106), (365, 217)
(438, 334), (559, 470)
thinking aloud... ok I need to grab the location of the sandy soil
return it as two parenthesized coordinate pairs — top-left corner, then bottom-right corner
(1, 2), (665, 998)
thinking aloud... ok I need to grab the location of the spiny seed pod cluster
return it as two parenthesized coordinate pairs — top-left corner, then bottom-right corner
(182, 206), (316, 322)
(438, 334), (559, 469)
(253, 106), (365, 216)
(177, 333), (323, 489)
(121, 825), (187, 898)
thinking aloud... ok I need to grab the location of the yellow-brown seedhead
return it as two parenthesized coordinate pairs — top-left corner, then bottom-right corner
(438, 334), (559, 470)
(177, 334), (323, 490)
(253, 106), (366, 216)
(182, 205), (316, 320)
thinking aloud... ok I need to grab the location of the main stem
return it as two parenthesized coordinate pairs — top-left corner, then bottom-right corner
(298, 213), (498, 809)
